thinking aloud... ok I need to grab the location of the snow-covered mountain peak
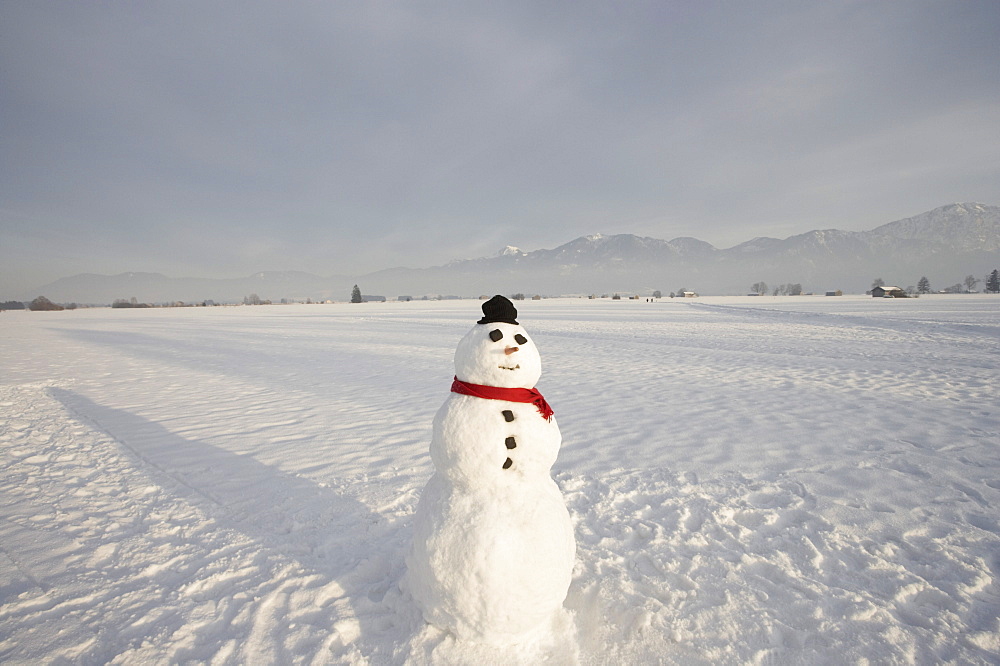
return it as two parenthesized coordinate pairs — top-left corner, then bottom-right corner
(497, 246), (525, 257)
(867, 202), (999, 251)
(943, 202), (987, 215)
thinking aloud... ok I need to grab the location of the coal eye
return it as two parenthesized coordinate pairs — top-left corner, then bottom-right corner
(514, 334), (527, 345)
(489, 329), (503, 342)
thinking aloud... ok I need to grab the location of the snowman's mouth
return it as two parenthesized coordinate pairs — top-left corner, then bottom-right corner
(499, 364), (520, 371)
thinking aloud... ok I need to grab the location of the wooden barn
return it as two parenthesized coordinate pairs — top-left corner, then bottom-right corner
(871, 286), (906, 298)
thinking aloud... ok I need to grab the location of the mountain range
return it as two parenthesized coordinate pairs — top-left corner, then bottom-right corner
(24, 203), (1000, 304)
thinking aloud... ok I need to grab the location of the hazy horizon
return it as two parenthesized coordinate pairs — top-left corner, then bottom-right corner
(3, 2), (999, 295)
(14, 200), (997, 293)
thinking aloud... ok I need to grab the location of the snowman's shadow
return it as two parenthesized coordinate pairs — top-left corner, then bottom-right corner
(49, 388), (413, 660)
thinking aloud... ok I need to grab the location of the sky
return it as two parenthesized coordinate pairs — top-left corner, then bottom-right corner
(2, 1), (999, 295)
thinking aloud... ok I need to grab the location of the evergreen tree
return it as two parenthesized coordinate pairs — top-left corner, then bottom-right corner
(351, 285), (362, 303)
(917, 276), (931, 294)
(987, 269), (1000, 294)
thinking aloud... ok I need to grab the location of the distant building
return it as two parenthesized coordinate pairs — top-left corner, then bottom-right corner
(682, 291), (697, 298)
(871, 286), (905, 298)
(825, 291), (842, 297)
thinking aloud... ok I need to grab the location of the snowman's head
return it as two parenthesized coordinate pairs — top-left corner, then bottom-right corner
(453, 296), (542, 388)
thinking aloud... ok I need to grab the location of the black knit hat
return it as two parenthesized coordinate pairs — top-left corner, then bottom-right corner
(478, 295), (519, 325)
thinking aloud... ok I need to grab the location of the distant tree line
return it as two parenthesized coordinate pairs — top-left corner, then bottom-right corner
(31, 296), (65, 311)
(8, 296), (75, 311)
(747, 282), (803, 296)
(4, 296), (220, 310)
(774, 283), (802, 296)
(887, 270), (1000, 295)
(112, 297), (151, 308)
(734, 271), (999, 297)
(8, 268), (998, 310)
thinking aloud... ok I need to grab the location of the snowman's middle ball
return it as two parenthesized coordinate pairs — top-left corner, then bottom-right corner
(454, 322), (541, 389)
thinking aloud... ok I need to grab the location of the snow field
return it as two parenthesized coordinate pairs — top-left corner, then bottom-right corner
(0, 382), (407, 664)
(1, 295), (998, 663)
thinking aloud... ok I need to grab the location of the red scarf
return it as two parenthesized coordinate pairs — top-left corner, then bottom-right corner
(451, 376), (554, 421)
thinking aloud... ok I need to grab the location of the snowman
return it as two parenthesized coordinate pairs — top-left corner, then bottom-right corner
(405, 295), (576, 644)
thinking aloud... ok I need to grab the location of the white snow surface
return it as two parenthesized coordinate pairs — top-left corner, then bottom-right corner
(1, 295), (998, 664)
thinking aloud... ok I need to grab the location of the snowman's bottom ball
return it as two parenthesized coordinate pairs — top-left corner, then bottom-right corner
(405, 474), (576, 644)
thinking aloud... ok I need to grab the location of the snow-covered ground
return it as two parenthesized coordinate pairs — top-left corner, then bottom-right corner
(2, 295), (998, 664)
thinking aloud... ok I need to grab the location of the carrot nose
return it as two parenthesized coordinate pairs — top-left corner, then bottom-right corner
(504, 346), (519, 355)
